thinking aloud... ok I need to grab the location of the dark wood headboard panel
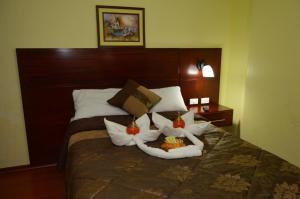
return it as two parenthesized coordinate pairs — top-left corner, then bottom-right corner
(16, 48), (221, 166)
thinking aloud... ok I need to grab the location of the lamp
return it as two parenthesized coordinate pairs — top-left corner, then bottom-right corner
(197, 60), (215, 78)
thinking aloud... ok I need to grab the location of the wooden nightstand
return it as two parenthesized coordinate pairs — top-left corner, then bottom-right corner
(187, 103), (233, 127)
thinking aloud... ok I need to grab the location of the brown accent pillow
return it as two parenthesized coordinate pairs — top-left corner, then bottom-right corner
(107, 79), (161, 117)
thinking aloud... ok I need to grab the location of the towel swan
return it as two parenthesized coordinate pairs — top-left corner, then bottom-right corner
(104, 112), (211, 159)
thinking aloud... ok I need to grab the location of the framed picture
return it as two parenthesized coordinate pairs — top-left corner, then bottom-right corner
(96, 6), (145, 47)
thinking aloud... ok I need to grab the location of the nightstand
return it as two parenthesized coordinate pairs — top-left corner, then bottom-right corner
(187, 103), (233, 127)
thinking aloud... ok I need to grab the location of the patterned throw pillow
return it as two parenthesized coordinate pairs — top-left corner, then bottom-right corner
(107, 79), (161, 117)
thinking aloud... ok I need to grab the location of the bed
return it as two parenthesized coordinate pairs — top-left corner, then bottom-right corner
(16, 48), (300, 199)
(62, 112), (300, 199)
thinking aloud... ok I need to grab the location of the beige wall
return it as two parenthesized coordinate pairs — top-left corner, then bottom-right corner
(6, 0), (300, 169)
(242, 0), (300, 167)
(1, 0), (247, 168)
(3, 0), (299, 169)
(221, 0), (251, 133)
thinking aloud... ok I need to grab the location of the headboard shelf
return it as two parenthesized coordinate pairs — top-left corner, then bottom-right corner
(16, 48), (221, 166)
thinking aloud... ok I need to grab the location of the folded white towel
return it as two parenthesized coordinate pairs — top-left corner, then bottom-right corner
(152, 111), (211, 136)
(104, 114), (161, 146)
(104, 112), (208, 159)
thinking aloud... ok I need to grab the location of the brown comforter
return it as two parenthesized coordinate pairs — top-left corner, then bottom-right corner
(64, 112), (300, 199)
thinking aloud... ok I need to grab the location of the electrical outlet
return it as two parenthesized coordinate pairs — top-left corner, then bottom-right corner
(189, 98), (199, 105)
(201, 97), (210, 104)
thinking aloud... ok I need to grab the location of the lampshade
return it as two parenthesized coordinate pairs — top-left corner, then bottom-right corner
(196, 60), (215, 78)
(202, 65), (215, 77)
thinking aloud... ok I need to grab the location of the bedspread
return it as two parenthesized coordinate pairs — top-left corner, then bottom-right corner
(64, 113), (300, 199)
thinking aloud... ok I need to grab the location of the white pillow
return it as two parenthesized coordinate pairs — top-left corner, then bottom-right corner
(72, 86), (187, 120)
(72, 89), (128, 120)
(150, 86), (187, 112)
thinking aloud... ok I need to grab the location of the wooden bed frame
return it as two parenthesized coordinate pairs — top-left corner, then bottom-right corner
(16, 48), (221, 166)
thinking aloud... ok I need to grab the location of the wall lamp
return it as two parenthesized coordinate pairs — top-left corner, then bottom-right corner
(197, 60), (215, 78)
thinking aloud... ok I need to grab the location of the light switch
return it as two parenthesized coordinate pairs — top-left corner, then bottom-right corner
(201, 97), (210, 104)
(189, 98), (199, 105)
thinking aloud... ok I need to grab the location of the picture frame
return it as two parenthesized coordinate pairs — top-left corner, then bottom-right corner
(96, 5), (145, 48)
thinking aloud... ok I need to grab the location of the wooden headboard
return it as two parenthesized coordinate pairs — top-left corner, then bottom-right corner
(16, 48), (221, 166)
